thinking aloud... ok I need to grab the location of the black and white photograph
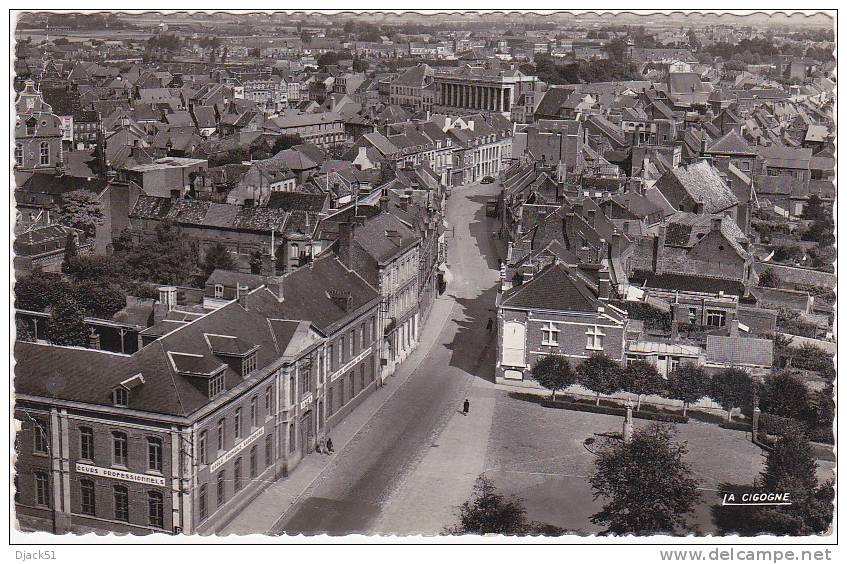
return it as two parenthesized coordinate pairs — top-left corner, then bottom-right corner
(7, 5), (839, 554)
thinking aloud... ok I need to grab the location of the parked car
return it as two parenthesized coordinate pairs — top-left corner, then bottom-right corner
(485, 198), (499, 217)
(481, 176), (495, 184)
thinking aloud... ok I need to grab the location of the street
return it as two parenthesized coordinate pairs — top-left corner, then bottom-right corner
(270, 180), (502, 535)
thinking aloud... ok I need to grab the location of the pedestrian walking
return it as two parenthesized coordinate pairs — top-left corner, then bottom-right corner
(463, 399), (470, 416)
(326, 437), (334, 453)
(486, 318), (493, 333)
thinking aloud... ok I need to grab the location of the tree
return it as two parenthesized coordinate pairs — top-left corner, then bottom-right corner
(709, 368), (753, 421)
(620, 360), (664, 411)
(758, 268), (780, 288)
(118, 221), (198, 285)
(46, 297), (89, 347)
(74, 280), (128, 319)
(447, 476), (563, 536)
(249, 250), (264, 275)
(203, 243), (237, 277)
(270, 134), (304, 154)
(759, 371), (810, 421)
(577, 353), (622, 406)
(802, 195), (826, 220)
(589, 423), (701, 534)
(15, 272), (72, 312)
(666, 363), (710, 416)
(61, 233), (79, 274)
(531, 354), (576, 401)
(753, 429), (834, 535)
(63, 254), (124, 283)
(57, 190), (104, 238)
(801, 218), (835, 247)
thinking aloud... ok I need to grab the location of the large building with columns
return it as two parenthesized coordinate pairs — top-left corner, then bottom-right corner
(432, 67), (539, 118)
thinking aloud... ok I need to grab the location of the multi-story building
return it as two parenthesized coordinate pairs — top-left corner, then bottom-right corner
(267, 111), (345, 149)
(14, 80), (64, 172)
(389, 64), (434, 111)
(14, 255), (382, 535)
(432, 67), (539, 118)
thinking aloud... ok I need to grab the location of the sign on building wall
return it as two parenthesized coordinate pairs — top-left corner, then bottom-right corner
(76, 463), (166, 487)
(210, 427), (265, 472)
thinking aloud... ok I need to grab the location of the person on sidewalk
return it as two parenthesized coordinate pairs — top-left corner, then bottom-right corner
(486, 318), (493, 333)
(326, 437), (334, 453)
(463, 399), (470, 416)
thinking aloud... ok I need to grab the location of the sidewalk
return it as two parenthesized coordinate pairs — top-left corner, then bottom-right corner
(370, 375), (498, 535)
(220, 293), (458, 535)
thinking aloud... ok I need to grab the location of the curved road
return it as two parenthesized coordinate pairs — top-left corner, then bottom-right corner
(270, 180), (502, 535)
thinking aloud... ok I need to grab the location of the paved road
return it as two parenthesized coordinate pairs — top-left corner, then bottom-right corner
(271, 181), (502, 535)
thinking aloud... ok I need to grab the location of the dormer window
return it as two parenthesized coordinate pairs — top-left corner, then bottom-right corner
(242, 352), (258, 376)
(214, 284), (224, 299)
(113, 387), (129, 407)
(209, 373), (226, 399)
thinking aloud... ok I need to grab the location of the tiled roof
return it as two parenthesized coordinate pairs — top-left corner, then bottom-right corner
(501, 262), (605, 314)
(130, 195), (288, 232)
(706, 335), (773, 367)
(658, 160), (738, 213)
(707, 129), (756, 155)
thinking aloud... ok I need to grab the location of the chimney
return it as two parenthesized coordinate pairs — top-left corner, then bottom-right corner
(586, 208), (596, 228)
(260, 249), (276, 276)
(266, 277), (284, 301)
(597, 268), (610, 301)
(88, 331), (101, 350)
(338, 222), (354, 269)
(598, 238), (608, 262)
(237, 285), (250, 310)
(467, 119), (474, 131)
(399, 195), (409, 211)
(711, 216), (722, 232)
(379, 194), (389, 212)
(729, 319), (740, 337)
(158, 286), (177, 311)
(700, 134), (707, 155)
(654, 225), (666, 275)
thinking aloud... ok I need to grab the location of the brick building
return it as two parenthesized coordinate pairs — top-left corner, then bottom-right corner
(496, 262), (628, 384)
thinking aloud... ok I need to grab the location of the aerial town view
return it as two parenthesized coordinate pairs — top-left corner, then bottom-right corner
(10, 8), (837, 547)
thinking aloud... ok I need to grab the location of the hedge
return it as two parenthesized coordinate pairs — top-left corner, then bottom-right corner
(538, 399), (689, 423)
(720, 420), (753, 432)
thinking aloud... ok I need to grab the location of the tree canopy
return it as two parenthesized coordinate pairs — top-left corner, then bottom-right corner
(619, 360), (664, 411)
(531, 354), (576, 401)
(590, 423), (701, 534)
(577, 353), (623, 405)
(709, 368), (754, 421)
(57, 189), (104, 238)
(666, 363), (710, 416)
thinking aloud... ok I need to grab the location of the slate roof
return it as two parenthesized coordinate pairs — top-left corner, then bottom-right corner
(501, 262), (609, 315)
(706, 129), (756, 156)
(352, 213), (420, 266)
(759, 145), (812, 170)
(630, 270), (745, 295)
(267, 192), (328, 213)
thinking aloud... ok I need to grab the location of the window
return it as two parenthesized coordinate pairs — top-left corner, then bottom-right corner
(586, 326), (605, 351)
(79, 427), (94, 461)
(112, 432), (128, 467)
(360, 364), (365, 392)
(148, 438), (163, 472)
(265, 434), (273, 468)
(198, 485), (207, 521)
(706, 309), (727, 327)
(113, 387), (129, 407)
(199, 431), (207, 465)
(288, 423), (296, 453)
(217, 471), (226, 506)
(289, 375), (296, 405)
(34, 472), (50, 507)
(209, 373), (225, 399)
(327, 387), (334, 416)
(80, 479), (96, 515)
(234, 458), (243, 492)
(340, 377), (346, 406)
(217, 418), (225, 452)
(148, 491), (164, 528)
(214, 284), (224, 298)
(26, 118), (35, 136)
(541, 322), (559, 346)
(234, 408), (243, 439)
(33, 420), (48, 454)
(340, 336), (346, 362)
(250, 446), (258, 478)
(349, 373), (355, 399)
(39, 142), (49, 166)
(250, 396), (258, 429)
(350, 329), (356, 356)
(328, 344), (335, 370)
(265, 385), (272, 415)
(688, 307), (698, 324)
(14, 143), (22, 166)
(113, 486), (129, 521)
(242, 352), (257, 376)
